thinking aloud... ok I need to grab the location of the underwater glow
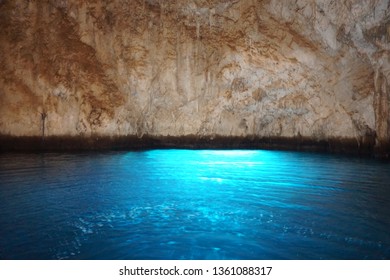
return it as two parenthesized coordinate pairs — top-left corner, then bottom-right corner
(0, 149), (389, 259)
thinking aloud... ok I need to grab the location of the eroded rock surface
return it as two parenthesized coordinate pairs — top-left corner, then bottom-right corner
(1, 0), (389, 150)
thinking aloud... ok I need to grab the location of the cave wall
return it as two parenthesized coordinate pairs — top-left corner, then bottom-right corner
(0, 0), (389, 148)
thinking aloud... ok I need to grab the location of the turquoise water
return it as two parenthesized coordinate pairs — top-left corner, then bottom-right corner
(0, 149), (389, 259)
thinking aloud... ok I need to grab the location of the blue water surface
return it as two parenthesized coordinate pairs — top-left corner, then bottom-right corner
(0, 149), (389, 259)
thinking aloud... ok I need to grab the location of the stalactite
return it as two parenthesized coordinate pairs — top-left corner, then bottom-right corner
(196, 19), (200, 40)
(40, 111), (47, 141)
(373, 66), (389, 153)
(209, 8), (214, 30)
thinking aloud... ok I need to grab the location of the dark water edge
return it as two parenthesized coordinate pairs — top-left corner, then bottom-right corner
(0, 134), (387, 158)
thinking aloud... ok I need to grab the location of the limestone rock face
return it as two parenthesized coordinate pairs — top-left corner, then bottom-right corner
(1, 0), (389, 146)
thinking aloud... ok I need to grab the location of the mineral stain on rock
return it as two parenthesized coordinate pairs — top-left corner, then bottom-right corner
(0, 0), (389, 156)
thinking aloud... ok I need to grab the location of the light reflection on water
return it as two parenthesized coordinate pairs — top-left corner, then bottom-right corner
(0, 149), (389, 259)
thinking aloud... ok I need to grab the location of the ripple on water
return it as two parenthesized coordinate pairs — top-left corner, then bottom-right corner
(0, 150), (389, 259)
